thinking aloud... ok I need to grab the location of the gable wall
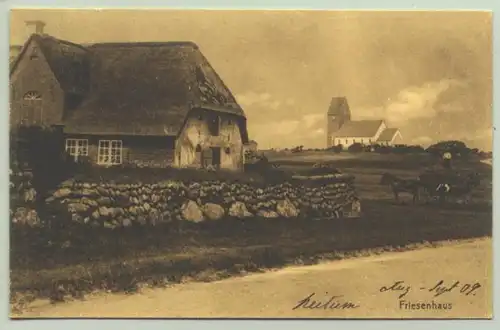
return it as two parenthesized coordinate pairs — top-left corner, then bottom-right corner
(391, 132), (403, 145)
(175, 109), (244, 171)
(10, 40), (65, 128)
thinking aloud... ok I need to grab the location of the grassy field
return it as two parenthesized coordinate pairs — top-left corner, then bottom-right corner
(10, 151), (493, 312)
(264, 151), (492, 203)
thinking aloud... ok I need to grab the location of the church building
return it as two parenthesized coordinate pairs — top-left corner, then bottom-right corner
(326, 97), (402, 149)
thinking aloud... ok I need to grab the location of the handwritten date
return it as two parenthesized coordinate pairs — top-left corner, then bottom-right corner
(379, 280), (481, 299)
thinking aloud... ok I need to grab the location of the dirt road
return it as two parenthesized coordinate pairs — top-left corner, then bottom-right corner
(15, 238), (492, 319)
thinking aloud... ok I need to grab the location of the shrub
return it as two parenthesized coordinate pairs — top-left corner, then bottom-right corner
(426, 140), (468, 157)
(348, 143), (364, 153)
(327, 145), (343, 153)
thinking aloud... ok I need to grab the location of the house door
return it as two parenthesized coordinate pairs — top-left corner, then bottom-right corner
(211, 147), (221, 168)
(202, 148), (213, 168)
(201, 147), (221, 168)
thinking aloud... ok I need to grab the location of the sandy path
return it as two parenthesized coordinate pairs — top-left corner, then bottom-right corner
(14, 238), (492, 319)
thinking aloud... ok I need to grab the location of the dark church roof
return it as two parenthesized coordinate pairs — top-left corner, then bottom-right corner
(10, 34), (248, 142)
(377, 128), (401, 142)
(328, 96), (350, 116)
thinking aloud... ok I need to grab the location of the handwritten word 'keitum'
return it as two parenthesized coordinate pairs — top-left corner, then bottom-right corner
(292, 293), (360, 311)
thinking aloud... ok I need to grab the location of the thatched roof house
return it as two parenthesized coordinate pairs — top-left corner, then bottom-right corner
(10, 28), (248, 170)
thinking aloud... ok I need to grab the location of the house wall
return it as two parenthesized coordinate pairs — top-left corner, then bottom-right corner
(64, 134), (175, 167)
(243, 142), (258, 153)
(174, 110), (244, 171)
(333, 136), (377, 148)
(392, 132), (403, 145)
(331, 122), (387, 149)
(10, 40), (65, 127)
(380, 132), (403, 146)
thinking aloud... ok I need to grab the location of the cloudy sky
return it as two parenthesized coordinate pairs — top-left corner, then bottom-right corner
(10, 9), (493, 151)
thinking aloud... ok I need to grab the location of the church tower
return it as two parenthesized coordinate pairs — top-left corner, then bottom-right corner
(326, 96), (351, 148)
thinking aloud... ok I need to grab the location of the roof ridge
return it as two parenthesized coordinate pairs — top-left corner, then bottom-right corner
(32, 33), (90, 52)
(88, 41), (199, 49)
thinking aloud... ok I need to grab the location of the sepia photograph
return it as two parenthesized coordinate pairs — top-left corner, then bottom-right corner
(8, 8), (492, 319)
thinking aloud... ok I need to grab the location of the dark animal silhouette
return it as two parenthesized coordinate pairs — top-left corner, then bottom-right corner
(419, 171), (481, 204)
(380, 173), (422, 204)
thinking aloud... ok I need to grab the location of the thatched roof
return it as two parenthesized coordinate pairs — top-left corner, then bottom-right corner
(333, 120), (384, 138)
(67, 41), (246, 138)
(11, 35), (248, 142)
(10, 34), (91, 95)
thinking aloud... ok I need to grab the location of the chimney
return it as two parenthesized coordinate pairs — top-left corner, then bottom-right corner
(25, 20), (46, 38)
(10, 21), (46, 64)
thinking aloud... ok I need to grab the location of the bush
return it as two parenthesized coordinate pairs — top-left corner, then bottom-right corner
(347, 143), (364, 153)
(426, 140), (468, 157)
(328, 144), (343, 153)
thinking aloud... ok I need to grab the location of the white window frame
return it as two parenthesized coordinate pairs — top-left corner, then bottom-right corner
(65, 139), (89, 160)
(23, 91), (42, 101)
(98, 140), (123, 166)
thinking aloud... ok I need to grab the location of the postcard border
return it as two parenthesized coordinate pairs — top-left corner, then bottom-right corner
(1, 1), (498, 329)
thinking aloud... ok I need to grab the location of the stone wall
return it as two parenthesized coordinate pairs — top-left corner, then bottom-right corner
(42, 174), (360, 228)
(10, 169), (41, 227)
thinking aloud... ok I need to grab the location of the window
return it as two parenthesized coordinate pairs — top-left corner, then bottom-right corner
(21, 91), (43, 125)
(23, 91), (42, 101)
(30, 47), (39, 60)
(207, 115), (220, 136)
(98, 140), (123, 165)
(65, 139), (89, 157)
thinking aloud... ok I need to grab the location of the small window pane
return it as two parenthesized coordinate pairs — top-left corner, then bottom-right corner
(98, 140), (123, 165)
(65, 139), (88, 157)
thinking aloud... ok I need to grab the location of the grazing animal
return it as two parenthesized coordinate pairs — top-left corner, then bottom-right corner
(380, 173), (422, 204)
(435, 177), (479, 204)
(419, 171), (481, 205)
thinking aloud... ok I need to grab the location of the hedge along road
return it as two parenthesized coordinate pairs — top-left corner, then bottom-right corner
(15, 238), (492, 319)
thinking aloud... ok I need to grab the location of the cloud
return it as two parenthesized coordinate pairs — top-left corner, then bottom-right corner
(384, 79), (467, 124)
(302, 114), (323, 128)
(355, 79), (469, 124)
(270, 100), (281, 110)
(410, 136), (433, 146)
(248, 112), (326, 149)
(236, 92), (272, 107)
(248, 119), (301, 138)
